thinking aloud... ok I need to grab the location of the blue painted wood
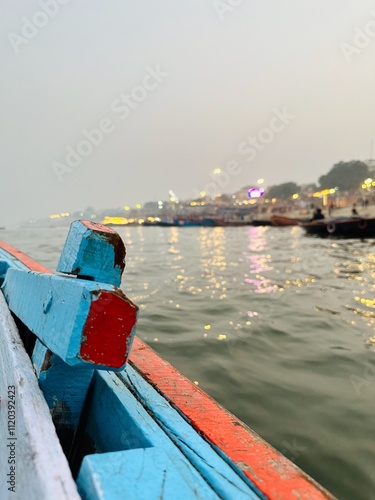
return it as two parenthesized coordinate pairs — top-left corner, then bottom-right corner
(0, 248), (29, 285)
(120, 366), (262, 499)
(0, 293), (80, 499)
(57, 220), (125, 286)
(32, 340), (94, 450)
(77, 371), (220, 499)
(2, 268), (137, 369)
(76, 370), (260, 500)
(78, 448), (219, 500)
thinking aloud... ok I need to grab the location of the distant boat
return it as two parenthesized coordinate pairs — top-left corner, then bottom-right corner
(299, 216), (375, 238)
(251, 219), (272, 226)
(270, 215), (310, 227)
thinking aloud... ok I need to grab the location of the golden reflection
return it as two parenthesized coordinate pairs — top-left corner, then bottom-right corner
(196, 227), (228, 299)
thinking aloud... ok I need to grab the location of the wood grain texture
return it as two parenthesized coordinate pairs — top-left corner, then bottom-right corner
(57, 220), (125, 286)
(0, 292), (79, 499)
(118, 365), (261, 499)
(3, 269), (138, 369)
(77, 371), (227, 500)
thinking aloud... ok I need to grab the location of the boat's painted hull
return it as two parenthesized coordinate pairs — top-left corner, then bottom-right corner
(0, 237), (336, 499)
(299, 217), (375, 238)
(270, 215), (310, 226)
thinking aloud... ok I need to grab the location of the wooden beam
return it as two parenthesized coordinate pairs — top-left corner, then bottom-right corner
(3, 269), (138, 370)
(57, 220), (125, 286)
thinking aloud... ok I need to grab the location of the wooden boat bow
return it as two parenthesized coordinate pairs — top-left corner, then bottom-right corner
(0, 221), (336, 499)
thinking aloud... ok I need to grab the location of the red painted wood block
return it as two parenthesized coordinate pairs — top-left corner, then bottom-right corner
(80, 290), (138, 367)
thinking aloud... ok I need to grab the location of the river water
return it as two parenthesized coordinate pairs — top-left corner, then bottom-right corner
(2, 225), (375, 499)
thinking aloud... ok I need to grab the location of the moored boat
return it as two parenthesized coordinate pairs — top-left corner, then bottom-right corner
(0, 221), (335, 499)
(270, 214), (310, 226)
(299, 216), (375, 238)
(251, 219), (272, 226)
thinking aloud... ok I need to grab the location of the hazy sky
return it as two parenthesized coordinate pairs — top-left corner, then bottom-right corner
(2, 0), (375, 225)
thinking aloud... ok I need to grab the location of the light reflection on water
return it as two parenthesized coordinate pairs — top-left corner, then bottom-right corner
(2, 225), (375, 499)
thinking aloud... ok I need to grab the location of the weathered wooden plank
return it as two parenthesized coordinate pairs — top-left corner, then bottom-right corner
(0, 292), (80, 499)
(32, 340), (94, 455)
(76, 370), (223, 499)
(129, 338), (336, 500)
(118, 365), (261, 499)
(2, 269), (138, 370)
(78, 448), (220, 500)
(57, 220), (125, 286)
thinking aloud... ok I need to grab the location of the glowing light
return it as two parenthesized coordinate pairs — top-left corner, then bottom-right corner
(199, 191), (206, 197)
(136, 204), (141, 209)
(248, 187), (265, 198)
(257, 178), (264, 184)
(102, 216), (128, 225)
(213, 168), (222, 175)
(204, 325), (211, 330)
(124, 206), (130, 211)
(292, 193), (299, 199)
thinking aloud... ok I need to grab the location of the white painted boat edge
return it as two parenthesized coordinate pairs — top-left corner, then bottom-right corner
(0, 291), (80, 500)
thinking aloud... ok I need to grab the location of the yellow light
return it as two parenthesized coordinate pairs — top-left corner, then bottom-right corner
(136, 204), (141, 209)
(199, 191), (206, 197)
(204, 325), (211, 330)
(257, 178), (264, 184)
(102, 216), (128, 225)
(362, 184), (366, 189)
(213, 168), (221, 175)
(124, 206), (130, 211)
(272, 198), (276, 203)
(292, 193), (299, 199)
(365, 178), (373, 183)
(217, 334), (227, 340)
